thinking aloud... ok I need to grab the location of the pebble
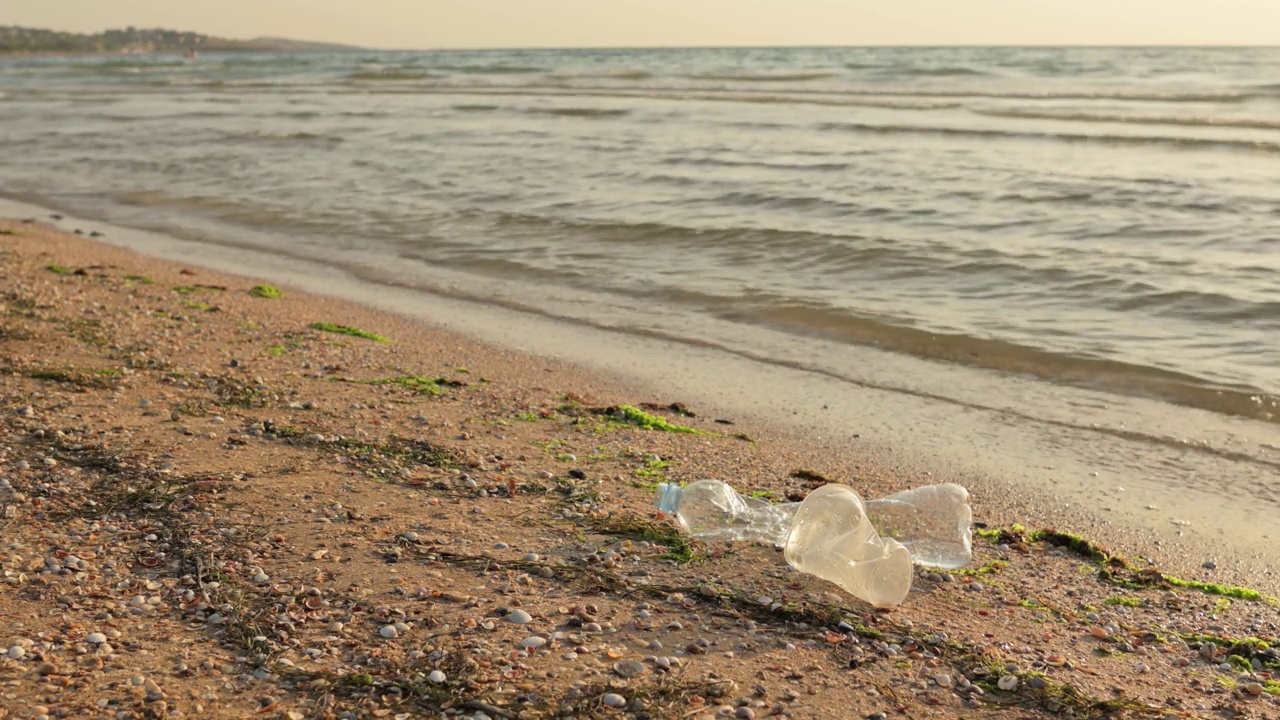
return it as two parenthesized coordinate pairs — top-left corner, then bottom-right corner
(1026, 676), (1047, 690)
(1089, 626), (1109, 639)
(520, 636), (547, 649)
(966, 582), (984, 592)
(6, 645), (25, 660)
(933, 673), (952, 688)
(735, 708), (756, 720)
(506, 609), (533, 624)
(494, 542), (509, 550)
(379, 625), (399, 639)
(997, 675), (1018, 691)
(1203, 560), (1217, 570)
(602, 693), (627, 708)
(523, 553), (540, 562)
(613, 659), (645, 678)
(427, 670), (446, 684)
(1243, 682), (1264, 696)
(866, 714), (887, 720)
(402, 531), (419, 542)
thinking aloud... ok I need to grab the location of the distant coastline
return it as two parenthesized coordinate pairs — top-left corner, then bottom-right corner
(0, 25), (361, 56)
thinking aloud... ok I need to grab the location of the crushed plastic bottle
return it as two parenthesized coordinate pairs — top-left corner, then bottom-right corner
(784, 484), (913, 608)
(655, 480), (972, 569)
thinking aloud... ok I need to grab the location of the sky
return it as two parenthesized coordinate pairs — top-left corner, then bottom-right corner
(5, 0), (1280, 49)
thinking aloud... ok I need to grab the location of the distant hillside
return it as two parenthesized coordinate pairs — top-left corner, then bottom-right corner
(0, 25), (361, 55)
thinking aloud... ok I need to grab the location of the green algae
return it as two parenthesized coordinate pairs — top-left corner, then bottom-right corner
(249, 284), (282, 298)
(340, 375), (466, 395)
(604, 405), (713, 434)
(308, 322), (389, 343)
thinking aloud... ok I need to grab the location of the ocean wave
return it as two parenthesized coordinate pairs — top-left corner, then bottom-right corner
(688, 71), (837, 82)
(528, 107), (629, 118)
(453, 104), (499, 112)
(346, 69), (434, 81)
(893, 66), (988, 77)
(817, 121), (1280, 155)
(434, 64), (545, 75)
(243, 130), (344, 143)
(975, 107), (1280, 131)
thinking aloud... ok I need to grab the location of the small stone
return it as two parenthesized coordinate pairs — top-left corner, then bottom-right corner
(1243, 682), (1264, 696)
(966, 582), (984, 592)
(613, 660), (645, 678)
(252, 571), (269, 584)
(997, 675), (1018, 691)
(1203, 560), (1217, 570)
(520, 636), (547, 649)
(506, 609), (532, 624)
(402, 532), (419, 542)
(602, 693), (627, 708)
(933, 673), (952, 688)
(85, 632), (107, 644)
(735, 708), (756, 719)
(1089, 626), (1109, 639)
(1027, 676), (1047, 690)
(6, 645), (25, 660)
(523, 553), (540, 562)
(427, 670), (446, 684)
(379, 625), (399, 639)
(866, 714), (887, 720)
(494, 542), (509, 550)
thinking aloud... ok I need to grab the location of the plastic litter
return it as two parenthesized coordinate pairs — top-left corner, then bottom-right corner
(654, 479), (972, 608)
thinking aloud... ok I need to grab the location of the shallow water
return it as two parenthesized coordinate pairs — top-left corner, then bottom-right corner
(1, 46), (1279, 426)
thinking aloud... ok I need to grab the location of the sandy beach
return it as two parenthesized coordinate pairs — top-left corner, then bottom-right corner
(2, 217), (1279, 719)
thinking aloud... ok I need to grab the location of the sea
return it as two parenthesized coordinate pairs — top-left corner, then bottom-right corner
(1, 46), (1279, 561)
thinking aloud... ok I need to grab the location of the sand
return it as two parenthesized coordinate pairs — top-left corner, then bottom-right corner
(1, 218), (1278, 719)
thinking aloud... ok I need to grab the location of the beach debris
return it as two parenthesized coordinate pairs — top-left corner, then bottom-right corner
(656, 479), (971, 606)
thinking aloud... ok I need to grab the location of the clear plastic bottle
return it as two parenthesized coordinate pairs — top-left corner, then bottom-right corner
(783, 484), (913, 608)
(865, 484), (972, 570)
(655, 480), (793, 544)
(654, 480), (972, 569)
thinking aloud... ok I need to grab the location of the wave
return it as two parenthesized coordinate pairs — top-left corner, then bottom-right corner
(528, 107), (629, 118)
(601, 70), (652, 80)
(453, 104), (499, 112)
(346, 69), (433, 81)
(894, 66), (988, 77)
(688, 72), (837, 83)
(433, 64), (545, 75)
(817, 121), (1280, 155)
(243, 130), (343, 143)
(975, 107), (1280, 131)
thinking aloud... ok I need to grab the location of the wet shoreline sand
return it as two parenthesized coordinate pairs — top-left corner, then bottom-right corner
(2, 219), (1278, 718)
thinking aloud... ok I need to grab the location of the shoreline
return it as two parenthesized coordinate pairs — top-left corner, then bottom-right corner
(2, 197), (1276, 590)
(3, 219), (1280, 717)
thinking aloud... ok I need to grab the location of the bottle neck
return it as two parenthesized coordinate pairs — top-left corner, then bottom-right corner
(654, 483), (681, 514)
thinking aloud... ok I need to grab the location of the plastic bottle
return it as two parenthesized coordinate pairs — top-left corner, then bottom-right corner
(783, 484), (913, 608)
(654, 480), (972, 569)
(655, 480), (793, 544)
(865, 484), (972, 570)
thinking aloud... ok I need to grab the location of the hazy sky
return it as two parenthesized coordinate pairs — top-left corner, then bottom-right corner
(6, 0), (1280, 49)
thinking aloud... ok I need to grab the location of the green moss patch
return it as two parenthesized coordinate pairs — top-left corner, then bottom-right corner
(597, 405), (713, 435)
(339, 375), (466, 396)
(249, 284), (282, 299)
(308, 322), (389, 343)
